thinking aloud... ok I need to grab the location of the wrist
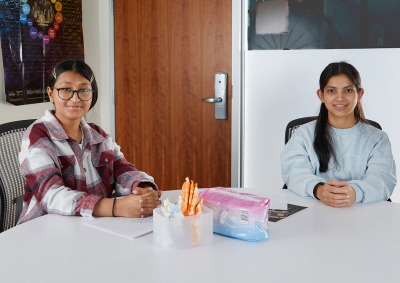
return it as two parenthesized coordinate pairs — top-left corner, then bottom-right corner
(313, 182), (324, 200)
(112, 197), (117, 217)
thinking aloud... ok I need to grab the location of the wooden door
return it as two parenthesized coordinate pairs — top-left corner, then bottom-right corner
(114, 0), (232, 190)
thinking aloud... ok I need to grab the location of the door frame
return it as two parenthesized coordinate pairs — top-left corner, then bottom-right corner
(231, 0), (245, 187)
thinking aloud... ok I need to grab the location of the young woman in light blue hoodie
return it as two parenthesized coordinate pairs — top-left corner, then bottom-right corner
(281, 62), (396, 207)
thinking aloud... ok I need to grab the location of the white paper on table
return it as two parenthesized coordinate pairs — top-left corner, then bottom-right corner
(83, 216), (153, 240)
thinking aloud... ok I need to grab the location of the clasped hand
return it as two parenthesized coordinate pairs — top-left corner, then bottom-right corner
(315, 180), (356, 208)
(114, 186), (162, 218)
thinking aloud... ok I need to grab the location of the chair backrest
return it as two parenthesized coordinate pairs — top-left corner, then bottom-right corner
(0, 119), (35, 232)
(282, 116), (382, 190)
(284, 116), (382, 144)
(285, 116), (318, 144)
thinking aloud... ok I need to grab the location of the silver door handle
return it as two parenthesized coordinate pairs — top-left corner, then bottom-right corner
(202, 97), (223, 103)
(202, 72), (227, 120)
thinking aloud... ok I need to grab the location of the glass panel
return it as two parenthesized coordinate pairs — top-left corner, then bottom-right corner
(248, 0), (400, 50)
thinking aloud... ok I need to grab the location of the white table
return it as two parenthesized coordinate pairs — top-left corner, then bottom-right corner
(1, 189), (399, 283)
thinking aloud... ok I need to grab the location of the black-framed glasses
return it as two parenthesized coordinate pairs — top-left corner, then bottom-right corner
(53, 88), (94, 101)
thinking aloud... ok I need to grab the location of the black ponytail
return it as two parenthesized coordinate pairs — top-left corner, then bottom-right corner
(314, 104), (335, 172)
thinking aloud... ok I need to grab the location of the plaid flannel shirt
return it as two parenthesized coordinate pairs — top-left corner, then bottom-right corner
(18, 110), (156, 224)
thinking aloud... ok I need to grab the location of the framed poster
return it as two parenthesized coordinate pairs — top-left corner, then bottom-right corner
(0, 0), (84, 105)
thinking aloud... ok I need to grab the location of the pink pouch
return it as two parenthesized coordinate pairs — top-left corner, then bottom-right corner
(199, 187), (270, 241)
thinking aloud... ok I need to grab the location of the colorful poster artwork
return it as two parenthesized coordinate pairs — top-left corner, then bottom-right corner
(0, 0), (84, 105)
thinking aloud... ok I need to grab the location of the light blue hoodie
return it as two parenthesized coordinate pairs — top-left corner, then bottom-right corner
(281, 121), (396, 203)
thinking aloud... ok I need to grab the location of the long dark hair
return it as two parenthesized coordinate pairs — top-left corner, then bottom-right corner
(48, 60), (98, 110)
(314, 62), (366, 172)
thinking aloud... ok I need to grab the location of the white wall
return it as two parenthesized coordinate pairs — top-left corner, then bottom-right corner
(244, 48), (400, 203)
(81, 0), (114, 136)
(0, 0), (114, 135)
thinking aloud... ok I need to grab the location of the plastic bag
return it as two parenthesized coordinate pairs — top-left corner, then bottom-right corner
(199, 188), (270, 241)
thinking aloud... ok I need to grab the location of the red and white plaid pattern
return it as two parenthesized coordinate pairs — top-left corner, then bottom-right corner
(18, 110), (156, 224)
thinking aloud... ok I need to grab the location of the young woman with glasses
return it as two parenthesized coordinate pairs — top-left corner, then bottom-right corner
(18, 60), (161, 224)
(281, 62), (396, 207)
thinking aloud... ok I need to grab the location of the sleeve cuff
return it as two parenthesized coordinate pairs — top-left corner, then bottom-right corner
(350, 184), (364, 203)
(132, 181), (158, 191)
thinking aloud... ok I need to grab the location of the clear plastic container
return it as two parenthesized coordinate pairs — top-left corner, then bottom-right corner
(153, 207), (213, 249)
